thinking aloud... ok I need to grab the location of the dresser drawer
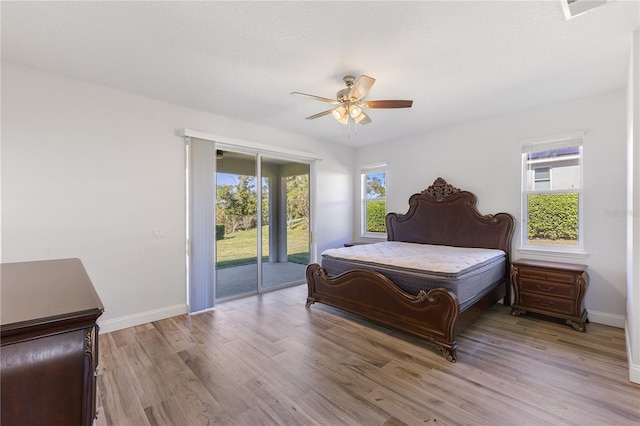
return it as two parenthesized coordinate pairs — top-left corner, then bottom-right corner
(520, 293), (574, 315)
(517, 267), (576, 284)
(519, 278), (576, 299)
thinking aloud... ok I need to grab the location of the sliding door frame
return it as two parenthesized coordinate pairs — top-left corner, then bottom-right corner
(183, 129), (320, 314)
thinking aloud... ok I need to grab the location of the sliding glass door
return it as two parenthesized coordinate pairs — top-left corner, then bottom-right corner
(213, 150), (309, 300)
(260, 156), (309, 291)
(215, 150), (259, 299)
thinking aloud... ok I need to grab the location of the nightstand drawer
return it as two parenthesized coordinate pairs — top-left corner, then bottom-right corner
(518, 268), (575, 284)
(520, 293), (574, 315)
(519, 278), (576, 299)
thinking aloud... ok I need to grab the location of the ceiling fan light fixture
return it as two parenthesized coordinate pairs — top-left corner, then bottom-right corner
(349, 105), (361, 118)
(332, 107), (348, 124)
(353, 112), (366, 123)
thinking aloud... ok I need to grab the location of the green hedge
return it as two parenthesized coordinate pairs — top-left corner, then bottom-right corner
(366, 200), (387, 233)
(215, 224), (225, 241)
(528, 193), (578, 240)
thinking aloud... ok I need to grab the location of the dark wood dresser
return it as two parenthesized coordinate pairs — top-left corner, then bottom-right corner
(1, 258), (104, 425)
(510, 258), (589, 332)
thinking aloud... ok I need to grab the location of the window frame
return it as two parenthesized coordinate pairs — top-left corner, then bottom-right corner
(520, 132), (585, 254)
(360, 163), (387, 238)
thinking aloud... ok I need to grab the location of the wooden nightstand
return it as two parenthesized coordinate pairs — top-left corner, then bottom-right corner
(510, 259), (589, 332)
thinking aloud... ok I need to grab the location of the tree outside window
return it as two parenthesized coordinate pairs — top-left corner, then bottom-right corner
(361, 165), (387, 236)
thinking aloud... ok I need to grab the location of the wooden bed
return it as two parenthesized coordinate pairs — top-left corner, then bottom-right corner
(305, 177), (515, 362)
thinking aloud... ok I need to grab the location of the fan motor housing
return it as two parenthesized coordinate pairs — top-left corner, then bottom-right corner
(336, 88), (351, 102)
(343, 75), (356, 87)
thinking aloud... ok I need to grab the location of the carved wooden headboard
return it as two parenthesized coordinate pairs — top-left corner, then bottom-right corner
(385, 177), (515, 263)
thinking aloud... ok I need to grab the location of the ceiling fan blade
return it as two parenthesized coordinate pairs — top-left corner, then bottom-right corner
(361, 100), (413, 108)
(305, 109), (335, 120)
(290, 92), (340, 104)
(349, 75), (375, 101)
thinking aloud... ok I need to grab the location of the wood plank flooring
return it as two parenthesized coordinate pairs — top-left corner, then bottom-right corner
(96, 284), (640, 425)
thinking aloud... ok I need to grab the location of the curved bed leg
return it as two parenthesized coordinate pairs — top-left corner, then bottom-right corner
(305, 297), (316, 308)
(436, 345), (457, 363)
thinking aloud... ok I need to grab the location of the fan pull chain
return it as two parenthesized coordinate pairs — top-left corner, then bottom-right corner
(346, 117), (359, 139)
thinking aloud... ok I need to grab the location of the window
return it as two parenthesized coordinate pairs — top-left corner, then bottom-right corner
(533, 167), (551, 190)
(361, 164), (387, 237)
(521, 133), (583, 251)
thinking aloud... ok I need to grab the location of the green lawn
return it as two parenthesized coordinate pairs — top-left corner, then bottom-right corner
(216, 223), (309, 269)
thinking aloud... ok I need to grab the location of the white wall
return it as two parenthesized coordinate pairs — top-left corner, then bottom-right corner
(1, 62), (354, 332)
(355, 90), (628, 326)
(626, 30), (640, 384)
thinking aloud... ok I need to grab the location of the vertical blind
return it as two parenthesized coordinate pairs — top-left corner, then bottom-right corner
(186, 137), (217, 313)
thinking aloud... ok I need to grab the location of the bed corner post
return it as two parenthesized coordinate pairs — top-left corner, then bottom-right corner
(504, 276), (512, 306)
(305, 264), (321, 307)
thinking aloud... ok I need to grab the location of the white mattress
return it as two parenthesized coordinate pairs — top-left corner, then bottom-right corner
(321, 241), (505, 277)
(321, 241), (507, 308)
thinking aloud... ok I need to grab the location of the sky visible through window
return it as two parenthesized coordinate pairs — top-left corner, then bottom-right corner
(217, 173), (268, 191)
(366, 172), (385, 199)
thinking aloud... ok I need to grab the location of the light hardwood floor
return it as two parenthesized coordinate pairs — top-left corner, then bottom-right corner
(96, 284), (640, 425)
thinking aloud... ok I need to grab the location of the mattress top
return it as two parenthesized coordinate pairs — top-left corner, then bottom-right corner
(322, 241), (505, 275)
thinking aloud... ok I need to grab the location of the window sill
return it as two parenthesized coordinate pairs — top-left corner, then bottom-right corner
(360, 232), (386, 239)
(356, 235), (387, 244)
(517, 247), (589, 260)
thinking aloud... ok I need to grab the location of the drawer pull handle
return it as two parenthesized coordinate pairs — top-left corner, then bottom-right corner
(536, 284), (554, 292)
(536, 299), (554, 307)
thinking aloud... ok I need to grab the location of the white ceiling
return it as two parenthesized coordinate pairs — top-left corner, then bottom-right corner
(2, 1), (639, 147)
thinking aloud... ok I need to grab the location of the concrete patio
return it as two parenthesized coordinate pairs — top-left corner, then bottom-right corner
(215, 261), (307, 300)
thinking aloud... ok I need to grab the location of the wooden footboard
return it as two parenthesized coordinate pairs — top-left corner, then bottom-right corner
(306, 263), (460, 362)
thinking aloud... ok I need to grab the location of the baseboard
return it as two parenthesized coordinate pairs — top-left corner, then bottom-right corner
(98, 304), (187, 334)
(629, 363), (640, 384)
(626, 321), (640, 384)
(588, 310), (625, 328)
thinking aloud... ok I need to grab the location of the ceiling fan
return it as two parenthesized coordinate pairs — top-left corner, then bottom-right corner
(291, 75), (413, 126)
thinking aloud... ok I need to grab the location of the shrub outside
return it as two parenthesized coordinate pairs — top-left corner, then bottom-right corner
(527, 193), (578, 241)
(366, 200), (387, 233)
